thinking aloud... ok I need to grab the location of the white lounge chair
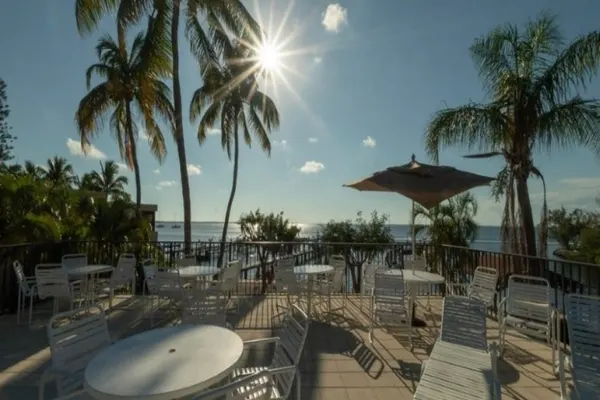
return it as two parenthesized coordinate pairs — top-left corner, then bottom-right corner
(498, 275), (558, 371)
(95, 253), (136, 311)
(39, 305), (111, 400)
(193, 368), (296, 400)
(360, 263), (382, 314)
(440, 295), (489, 352)
(559, 294), (600, 399)
(369, 269), (412, 350)
(232, 305), (309, 400)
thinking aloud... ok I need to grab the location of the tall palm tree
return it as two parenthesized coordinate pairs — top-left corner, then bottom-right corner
(23, 161), (45, 180)
(75, 20), (174, 211)
(89, 161), (129, 201)
(75, 0), (261, 247)
(190, 37), (280, 268)
(424, 13), (600, 257)
(44, 156), (76, 187)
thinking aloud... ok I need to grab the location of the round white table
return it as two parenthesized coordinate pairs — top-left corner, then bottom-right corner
(294, 265), (334, 318)
(84, 324), (243, 400)
(385, 269), (445, 326)
(67, 265), (114, 277)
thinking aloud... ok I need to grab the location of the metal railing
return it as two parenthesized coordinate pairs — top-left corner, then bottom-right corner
(1, 240), (599, 315)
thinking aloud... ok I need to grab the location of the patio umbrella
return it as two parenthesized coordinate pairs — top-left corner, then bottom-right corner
(344, 154), (495, 270)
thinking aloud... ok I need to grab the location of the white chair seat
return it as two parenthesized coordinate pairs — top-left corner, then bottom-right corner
(504, 315), (550, 331)
(232, 366), (283, 399)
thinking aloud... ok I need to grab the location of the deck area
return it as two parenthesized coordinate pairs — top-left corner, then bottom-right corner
(0, 294), (566, 399)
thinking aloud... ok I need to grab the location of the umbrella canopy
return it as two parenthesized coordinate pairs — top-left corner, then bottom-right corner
(344, 154), (495, 209)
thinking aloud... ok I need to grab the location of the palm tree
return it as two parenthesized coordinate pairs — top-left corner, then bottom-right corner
(413, 192), (479, 248)
(88, 161), (129, 201)
(190, 37), (280, 268)
(424, 13), (600, 257)
(74, 0), (261, 247)
(44, 156), (76, 187)
(23, 161), (45, 180)
(75, 22), (174, 211)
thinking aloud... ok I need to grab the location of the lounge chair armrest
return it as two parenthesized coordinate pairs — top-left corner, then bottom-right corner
(243, 337), (281, 347)
(269, 364), (298, 376)
(39, 367), (82, 400)
(192, 371), (266, 400)
(558, 348), (571, 399)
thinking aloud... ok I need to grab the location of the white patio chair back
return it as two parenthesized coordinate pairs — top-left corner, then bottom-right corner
(565, 294), (600, 398)
(35, 264), (71, 299)
(274, 256), (297, 293)
(441, 296), (488, 352)
(153, 269), (186, 299)
(110, 253), (136, 288)
(13, 260), (34, 296)
(218, 260), (242, 292)
(469, 266), (498, 307)
(61, 254), (87, 271)
(406, 258), (427, 271)
(329, 254), (346, 270)
(181, 288), (229, 327)
(506, 275), (551, 323)
(177, 254), (196, 267)
(329, 264), (345, 293)
(47, 305), (111, 396)
(141, 259), (157, 279)
(362, 263), (382, 295)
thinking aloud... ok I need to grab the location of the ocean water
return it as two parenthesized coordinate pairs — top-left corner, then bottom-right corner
(156, 221), (561, 260)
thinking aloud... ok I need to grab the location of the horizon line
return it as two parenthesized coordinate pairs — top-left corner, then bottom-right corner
(156, 220), (503, 227)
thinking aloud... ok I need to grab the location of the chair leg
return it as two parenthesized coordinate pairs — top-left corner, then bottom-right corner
(17, 290), (22, 325)
(28, 292), (34, 328)
(295, 370), (301, 400)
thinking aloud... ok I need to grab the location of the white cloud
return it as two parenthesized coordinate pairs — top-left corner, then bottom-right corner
(362, 136), (376, 148)
(155, 180), (177, 190)
(66, 138), (106, 160)
(314, 56), (323, 64)
(153, 169), (160, 174)
(558, 177), (600, 188)
(299, 161), (324, 174)
(273, 139), (288, 149)
(322, 3), (348, 33)
(531, 176), (600, 208)
(187, 164), (202, 176)
(116, 162), (129, 171)
(206, 127), (221, 136)
(308, 137), (318, 143)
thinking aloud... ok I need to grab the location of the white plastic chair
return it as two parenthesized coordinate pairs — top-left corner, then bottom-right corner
(313, 264), (345, 322)
(13, 260), (38, 326)
(35, 264), (84, 316)
(498, 275), (557, 369)
(181, 288), (230, 328)
(39, 305), (111, 400)
(193, 368), (291, 400)
(96, 253), (136, 311)
(440, 295), (488, 351)
(141, 259), (157, 296)
(147, 269), (187, 326)
(369, 269), (412, 350)
(233, 305), (309, 400)
(559, 294), (600, 399)
(360, 263), (382, 314)
(447, 266), (498, 310)
(61, 254), (88, 272)
(274, 256), (300, 310)
(214, 260), (243, 311)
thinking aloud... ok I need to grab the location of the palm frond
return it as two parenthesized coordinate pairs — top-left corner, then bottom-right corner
(116, 0), (154, 41)
(75, 0), (120, 35)
(425, 102), (509, 163)
(248, 91), (280, 131)
(245, 105), (270, 155)
(185, 9), (218, 71)
(76, 83), (114, 146)
(462, 151), (504, 159)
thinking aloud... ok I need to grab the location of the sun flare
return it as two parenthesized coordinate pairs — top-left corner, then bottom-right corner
(258, 42), (282, 72)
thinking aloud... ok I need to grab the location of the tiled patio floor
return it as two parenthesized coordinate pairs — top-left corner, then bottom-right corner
(0, 294), (567, 399)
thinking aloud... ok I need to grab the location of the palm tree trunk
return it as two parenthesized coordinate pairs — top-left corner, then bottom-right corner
(171, 0), (192, 249)
(217, 119), (240, 269)
(125, 102), (142, 210)
(516, 176), (537, 257)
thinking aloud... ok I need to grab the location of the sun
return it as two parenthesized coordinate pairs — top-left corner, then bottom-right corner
(258, 42), (282, 72)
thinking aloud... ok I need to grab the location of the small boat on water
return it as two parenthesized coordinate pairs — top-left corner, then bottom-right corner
(171, 224), (181, 229)
(157, 223), (164, 228)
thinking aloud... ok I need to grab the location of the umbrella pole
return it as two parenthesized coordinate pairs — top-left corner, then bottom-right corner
(411, 201), (416, 271)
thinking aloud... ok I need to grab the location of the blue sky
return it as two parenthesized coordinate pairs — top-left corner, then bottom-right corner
(2, 0), (600, 225)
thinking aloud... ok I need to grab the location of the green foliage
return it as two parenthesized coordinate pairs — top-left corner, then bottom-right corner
(548, 207), (589, 250)
(0, 158), (146, 245)
(0, 78), (15, 164)
(238, 209), (301, 291)
(578, 226), (600, 264)
(414, 192), (479, 248)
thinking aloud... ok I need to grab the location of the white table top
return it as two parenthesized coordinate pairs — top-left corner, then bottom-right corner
(84, 324), (243, 400)
(67, 265), (114, 276)
(385, 269), (445, 284)
(415, 340), (494, 400)
(294, 265), (334, 275)
(176, 266), (220, 278)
